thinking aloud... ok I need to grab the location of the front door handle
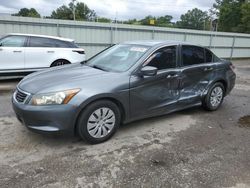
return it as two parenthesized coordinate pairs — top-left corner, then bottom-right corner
(47, 51), (55, 53)
(166, 74), (179, 79)
(13, 50), (22, 53)
(204, 67), (213, 72)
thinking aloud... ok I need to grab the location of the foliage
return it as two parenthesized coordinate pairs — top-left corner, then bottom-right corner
(11, 0), (250, 33)
(127, 15), (173, 27)
(97, 17), (111, 23)
(213, 0), (250, 33)
(176, 8), (209, 30)
(139, 15), (156, 25)
(51, 5), (72, 20)
(51, 2), (96, 21)
(123, 19), (140, 25)
(12, 8), (41, 18)
(240, 2), (250, 33)
(215, 0), (243, 32)
(156, 15), (173, 27)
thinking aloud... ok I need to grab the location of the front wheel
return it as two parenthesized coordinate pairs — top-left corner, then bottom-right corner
(203, 82), (225, 111)
(77, 100), (121, 144)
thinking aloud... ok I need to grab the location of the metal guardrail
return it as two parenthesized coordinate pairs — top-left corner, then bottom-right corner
(0, 16), (249, 59)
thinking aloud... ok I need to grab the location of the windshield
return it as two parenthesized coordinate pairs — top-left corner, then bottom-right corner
(86, 44), (149, 72)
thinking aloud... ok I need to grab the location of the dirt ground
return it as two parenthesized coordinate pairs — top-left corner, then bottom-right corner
(0, 60), (250, 188)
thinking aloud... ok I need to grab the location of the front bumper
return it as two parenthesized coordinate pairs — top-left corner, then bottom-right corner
(12, 96), (78, 135)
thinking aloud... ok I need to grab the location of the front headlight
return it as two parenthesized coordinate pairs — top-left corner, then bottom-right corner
(31, 89), (80, 105)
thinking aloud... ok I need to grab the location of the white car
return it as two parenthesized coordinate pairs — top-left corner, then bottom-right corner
(0, 33), (85, 76)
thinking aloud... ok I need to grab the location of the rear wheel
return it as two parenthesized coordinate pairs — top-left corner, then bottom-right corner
(77, 100), (121, 144)
(51, 59), (70, 67)
(203, 82), (225, 111)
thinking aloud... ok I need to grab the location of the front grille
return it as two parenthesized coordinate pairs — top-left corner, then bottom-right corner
(15, 89), (28, 103)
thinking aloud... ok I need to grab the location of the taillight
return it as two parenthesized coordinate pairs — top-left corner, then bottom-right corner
(230, 64), (235, 71)
(229, 63), (236, 73)
(72, 50), (85, 54)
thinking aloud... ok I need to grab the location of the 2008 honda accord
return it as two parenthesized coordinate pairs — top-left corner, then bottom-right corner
(12, 40), (236, 143)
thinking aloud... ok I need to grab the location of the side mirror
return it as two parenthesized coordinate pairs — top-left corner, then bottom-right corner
(140, 66), (158, 77)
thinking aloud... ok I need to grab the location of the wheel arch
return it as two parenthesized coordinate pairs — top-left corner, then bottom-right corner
(201, 78), (228, 98)
(74, 96), (127, 135)
(216, 79), (227, 94)
(50, 59), (71, 67)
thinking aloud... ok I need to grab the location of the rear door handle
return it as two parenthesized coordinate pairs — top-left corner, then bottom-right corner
(204, 67), (213, 72)
(47, 51), (55, 53)
(13, 50), (22, 53)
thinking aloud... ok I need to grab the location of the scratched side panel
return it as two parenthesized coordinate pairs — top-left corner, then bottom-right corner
(129, 70), (180, 121)
(178, 63), (216, 105)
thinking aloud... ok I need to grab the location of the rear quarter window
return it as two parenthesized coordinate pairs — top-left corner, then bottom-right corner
(205, 48), (221, 63)
(53, 40), (71, 48)
(205, 49), (213, 63)
(67, 41), (78, 48)
(213, 54), (221, 62)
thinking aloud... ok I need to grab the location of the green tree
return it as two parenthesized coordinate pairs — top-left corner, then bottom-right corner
(97, 17), (111, 23)
(176, 8), (209, 30)
(214, 0), (245, 32)
(156, 15), (173, 27)
(123, 19), (139, 25)
(12, 8), (41, 18)
(69, 2), (96, 21)
(124, 15), (173, 27)
(139, 15), (156, 25)
(51, 2), (96, 21)
(240, 2), (250, 33)
(51, 5), (72, 20)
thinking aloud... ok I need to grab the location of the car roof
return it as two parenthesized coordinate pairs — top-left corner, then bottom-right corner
(122, 40), (196, 47)
(8, 33), (74, 42)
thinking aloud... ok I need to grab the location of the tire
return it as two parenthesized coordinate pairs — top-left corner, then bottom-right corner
(203, 82), (225, 111)
(77, 100), (121, 144)
(51, 59), (70, 67)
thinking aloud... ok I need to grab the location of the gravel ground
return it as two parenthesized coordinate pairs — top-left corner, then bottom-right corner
(0, 60), (250, 188)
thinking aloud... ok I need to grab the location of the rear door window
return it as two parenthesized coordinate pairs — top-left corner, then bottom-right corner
(29, 37), (56, 47)
(181, 45), (205, 66)
(29, 37), (73, 48)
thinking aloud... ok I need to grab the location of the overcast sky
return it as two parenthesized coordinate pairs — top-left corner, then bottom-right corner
(0, 0), (214, 21)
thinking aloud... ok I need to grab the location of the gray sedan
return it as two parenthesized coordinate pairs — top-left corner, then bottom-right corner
(12, 40), (236, 143)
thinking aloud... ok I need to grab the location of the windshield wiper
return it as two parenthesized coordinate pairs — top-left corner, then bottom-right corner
(92, 65), (108, 72)
(80, 60), (87, 64)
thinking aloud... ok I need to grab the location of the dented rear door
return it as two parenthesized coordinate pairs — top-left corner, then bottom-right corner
(178, 45), (215, 105)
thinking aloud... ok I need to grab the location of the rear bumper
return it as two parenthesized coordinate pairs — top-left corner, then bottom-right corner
(12, 97), (78, 135)
(226, 71), (236, 95)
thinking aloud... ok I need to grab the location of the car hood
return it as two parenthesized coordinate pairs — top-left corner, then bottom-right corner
(18, 64), (111, 94)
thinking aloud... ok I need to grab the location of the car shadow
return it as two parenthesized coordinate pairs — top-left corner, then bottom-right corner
(119, 106), (204, 132)
(25, 105), (205, 145)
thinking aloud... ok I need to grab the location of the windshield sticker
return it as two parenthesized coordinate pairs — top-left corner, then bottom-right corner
(130, 47), (147, 52)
